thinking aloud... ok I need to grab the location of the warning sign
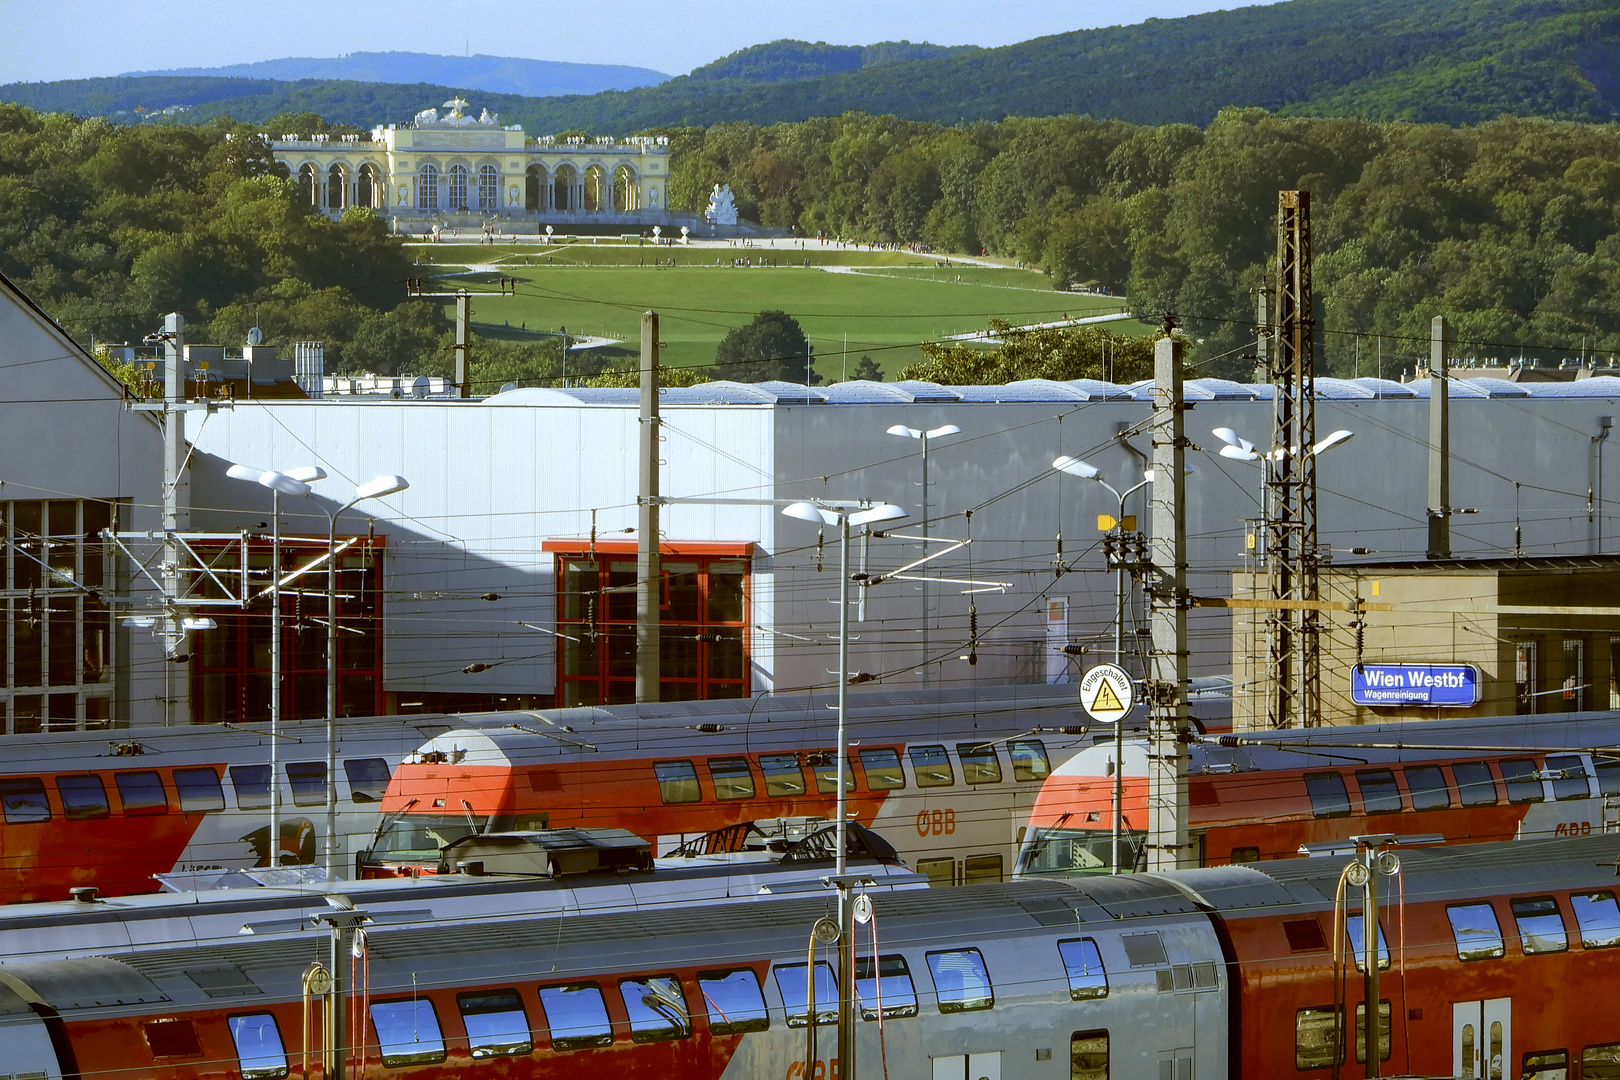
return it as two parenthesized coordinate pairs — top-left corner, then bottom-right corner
(1079, 663), (1135, 723)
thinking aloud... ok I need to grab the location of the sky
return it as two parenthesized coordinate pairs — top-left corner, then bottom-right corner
(0, 0), (1255, 82)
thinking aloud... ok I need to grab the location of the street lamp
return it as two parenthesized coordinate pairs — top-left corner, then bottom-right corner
(1208, 426), (1354, 561)
(320, 474), (408, 880)
(780, 497), (907, 1080)
(227, 462), (324, 865)
(886, 424), (961, 685)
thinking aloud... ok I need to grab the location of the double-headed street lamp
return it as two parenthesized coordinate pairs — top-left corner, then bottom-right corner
(886, 424), (961, 684)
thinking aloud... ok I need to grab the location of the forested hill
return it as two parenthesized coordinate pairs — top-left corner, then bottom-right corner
(3, 0), (1616, 130)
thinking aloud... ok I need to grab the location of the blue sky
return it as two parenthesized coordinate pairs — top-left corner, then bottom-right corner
(0, 0), (1259, 82)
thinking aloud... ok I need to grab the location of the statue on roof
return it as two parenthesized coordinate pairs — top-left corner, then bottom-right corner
(413, 107), (439, 127)
(443, 97), (471, 118)
(478, 108), (500, 125)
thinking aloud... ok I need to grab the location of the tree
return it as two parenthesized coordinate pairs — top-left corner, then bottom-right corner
(714, 310), (810, 382)
(850, 355), (884, 381)
(899, 322), (1157, 385)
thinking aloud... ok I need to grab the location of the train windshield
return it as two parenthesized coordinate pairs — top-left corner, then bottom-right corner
(369, 813), (514, 864)
(1017, 827), (1142, 876)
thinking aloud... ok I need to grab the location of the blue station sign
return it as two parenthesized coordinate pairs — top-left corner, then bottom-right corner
(1351, 663), (1482, 708)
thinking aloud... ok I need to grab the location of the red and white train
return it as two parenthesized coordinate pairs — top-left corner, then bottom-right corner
(4, 831), (1617, 1078)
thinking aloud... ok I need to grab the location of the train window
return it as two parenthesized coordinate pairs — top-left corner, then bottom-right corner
(1071, 1031), (1110, 1080)
(1583, 1045), (1620, 1079)
(708, 757), (756, 800)
(1452, 762), (1500, 806)
(1304, 772), (1350, 818)
(1572, 891), (1620, 948)
(910, 745), (955, 788)
(964, 854), (1004, 885)
(144, 1018), (202, 1058)
(1354, 769), (1403, 813)
(1009, 739), (1051, 782)
(696, 969), (769, 1035)
(537, 983), (613, 1050)
(957, 743), (1003, 784)
(57, 775), (109, 820)
(1343, 915), (1390, 971)
(858, 748), (906, 790)
(760, 754), (806, 797)
(369, 1000), (447, 1067)
(456, 990), (532, 1058)
(115, 771), (168, 815)
(1121, 932), (1168, 967)
(0, 778), (50, 823)
(1521, 1049), (1568, 1080)
(1500, 758), (1545, 803)
(230, 765), (272, 810)
(1447, 903), (1506, 960)
(854, 955), (918, 1019)
(1353, 1000), (1391, 1064)
(654, 761), (701, 804)
(1295, 1006), (1340, 1069)
(1231, 846), (1260, 864)
(1057, 938), (1108, 999)
(774, 961), (837, 1027)
(285, 763), (327, 807)
(227, 1013), (290, 1080)
(1283, 919), (1328, 953)
(1545, 754), (1590, 800)
(926, 948), (993, 1012)
(619, 975), (692, 1043)
(1509, 895), (1569, 954)
(917, 858), (955, 887)
(810, 753), (854, 794)
(1403, 766), (1451, 811)
(174, 768), (225, 813)
(1596, 758), (1620, 797)
(345, 758), (392, 803)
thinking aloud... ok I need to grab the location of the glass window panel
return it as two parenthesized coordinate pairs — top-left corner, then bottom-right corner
(1404, 765), (1451, 811)
(957, 742), (1003, 784)
(909, 744), (954, 788)
(47, 692), (76, 733)
(1453, 762), (1499, 806)
(1584, 1044), (1620, 1080)
(13, 603), (42, 688)
(174, 768), (225, 812)
(1516, 640), (1539, 713)
(964, 854), (1003, 885)
(664, 562), (700, 622)
(706, 628), (745, 682)
(707, 562), (745, 623)
(859, 747), (906, 790)
(606, 561), (636, 622)
(230, 764), (271, 810)
(659, 632), (699, 679)
(854, 954), (917, 1020)
(1447, 903), (1506, 960)
(345, 757), (392, 803)
(1521, 1050), (1568, 1080)
(368, 1000), (446, 1067)
(620, 974), (691, 1043)
(1511, 896), (1569, 954)
(1355, 769), (1403, 813)
(654, 760), (700, 804)
(560, 560), (597, 621)
(285, 762), (327, 807)
(1500, 758), (1545, 803)
(227, 1013), (289, 1080)
(1354, 1000), (1391, 1064)
(708, 757), (755, 800)
(1296, 1006), (1340, 1069)
(457, 990), (531, 1058)
(13, 502), (42, 590)
(1058, 938), (1108, 1000)
(57, 774), (109, 820)
(83, 602), (110, 683)
(0, 777), (50, 823)
(1344, 915), (1390, 971)
(1072, 1031), (1110, 1080)
(1304, 772), (1351, 817)
(47, 597), (76, 686)
(115, 771), (167, 815)
(774, 961), (836, 1027)
(917, 858), (955, 887)
(1572, 891), (1620, 948)
(926, 949), (993, 1012)
(1009, 739), (1051, 781)
(12, 695), (41, 735)
(1545, 754), (1590, 800)
(697, 969), (769, 1035)
(1596, 758), (1620, 797)
(810, 752), (854, 794)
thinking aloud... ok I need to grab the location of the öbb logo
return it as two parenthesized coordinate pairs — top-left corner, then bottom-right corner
(917, 809), (956, 836)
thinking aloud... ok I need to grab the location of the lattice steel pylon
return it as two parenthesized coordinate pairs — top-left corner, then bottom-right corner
(1266, 190), (1321, 728)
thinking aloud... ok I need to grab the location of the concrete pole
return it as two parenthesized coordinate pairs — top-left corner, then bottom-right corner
(161, 313), (187, 725)
(1147, 335), (1190, 871)
(1363, 849), (1382, 1078)
(635, 312), (661, 703)
(1427, 316), (1452, 560)
(835, 515), (854, 1080)
(454, 291), (471, 398)
(269, 488), (283, 863)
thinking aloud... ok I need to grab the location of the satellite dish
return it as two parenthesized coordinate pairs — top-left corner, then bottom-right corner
(247, 327), (263, 346)
(499, 381), (518, 394)
(411, 376), (431, 399)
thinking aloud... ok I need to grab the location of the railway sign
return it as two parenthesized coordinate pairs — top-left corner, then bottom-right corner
(1080, 663), (1135, 723)
(1351, 663), (1482, 707)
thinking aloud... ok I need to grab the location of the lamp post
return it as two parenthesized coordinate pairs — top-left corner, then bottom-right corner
(1052, 456), (1152, 875)
(781, 498), (907, 1080)
(1209, 425), (1354, 563)
(227, 462), (324, 864)
(886, 424), (960, 685)
(320, 475), (409, 880)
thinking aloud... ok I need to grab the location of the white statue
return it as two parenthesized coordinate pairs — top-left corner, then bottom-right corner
(706, 183), (738, 226)
(413, 108), (439, 127)
(479, 109), (499, 126)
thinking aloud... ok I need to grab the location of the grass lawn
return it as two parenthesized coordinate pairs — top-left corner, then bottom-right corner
(407, 244), (1134, 375)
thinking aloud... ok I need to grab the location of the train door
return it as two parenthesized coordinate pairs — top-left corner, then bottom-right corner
(931, 1051), (1001, 1079)
(1452, 998), (1511, 1079)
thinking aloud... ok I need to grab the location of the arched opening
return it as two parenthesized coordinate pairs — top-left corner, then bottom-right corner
(478, 164), (499, 211)
(417, 164), (439, 210)
(357, 163), (379, 208)
(525, 164), (547, 211)
(612, 165), (638, 212)
(447, 164), (469, 211)
(553, 164), (577, 212)
(326, 164), (346, 210)
(297, 163), (318, 206)
(583, 165), (608, 212)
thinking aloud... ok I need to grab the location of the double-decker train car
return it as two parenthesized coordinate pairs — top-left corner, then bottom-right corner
(5, 834), (1617, 1079)
(1017, 707), (1620, 877)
